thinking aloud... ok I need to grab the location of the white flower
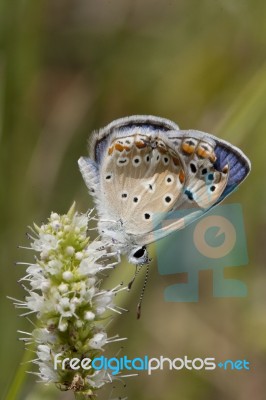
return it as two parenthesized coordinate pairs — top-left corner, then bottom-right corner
(75, 251), (83, 260)
(56, 297), (76, 317)
(84, 311), (95, 321)
(79, 258), (102, 276)
(51, 212), (59, 220)
(87, 369), (111, 388)
(32, 328), (57, 344)
(93, 292), (114, 316)
(51, 220), (62, 231)
(32, 234), (58, 252)
(65, 246), (75, 256)
(58, 283), (68, 293)
(58, 319), (68, 332)
(37, 345), (51, 361)
(62, 270), (73, 281)
(73, 213), (88, 230)
(12, 203), (127, 397)
(39, 363), (58, 382)
(46, 260), (63, 275)
(88, 332), (107, 349)
(26, 292), (44, 312)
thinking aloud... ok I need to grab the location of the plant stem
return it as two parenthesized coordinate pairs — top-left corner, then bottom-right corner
(4, 345), (33, 400)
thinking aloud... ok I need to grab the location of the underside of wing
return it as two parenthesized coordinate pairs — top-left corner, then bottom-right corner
(134, 129), (251, 245)
(89, 115), (179, 163)
(81, 116), (250, 248)
(166, 129), (251, 206)
(100, 132), (185, 235)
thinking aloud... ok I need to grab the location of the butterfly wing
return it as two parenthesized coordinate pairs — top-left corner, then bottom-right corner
(98, 130), (186, 236)
(79, 116), (183, 249)
(79, 115), (250, 250)
(134, 129), (250, 245)
(166, 129), (250, 204)
(89, 115), (179, 163)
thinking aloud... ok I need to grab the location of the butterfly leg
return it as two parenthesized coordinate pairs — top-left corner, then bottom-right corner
(102, 249), (121, 269)
(110, 251), (121, 268)
(100, 219), (120, 224)
(106, 261), (120, 269)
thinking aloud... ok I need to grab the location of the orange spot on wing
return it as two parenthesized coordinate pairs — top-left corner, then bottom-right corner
(173, 157), (180, 166)
(135, 141), (146, 149)
(108, 146), (114, 155)
(179, 169), (185, 184)
(158, 146), (167, 154)
(115, 143), (131, 152)
(115, 143), (124, 152)
(222, 164), (229, 173)
(197, 147), (216, 163)
(182, 143), (195, 154)
(209, 153), (217, 163)
(197, 148), (208, 158)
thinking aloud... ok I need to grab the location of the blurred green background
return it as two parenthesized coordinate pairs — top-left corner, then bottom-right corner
(0, 1), (266, 399)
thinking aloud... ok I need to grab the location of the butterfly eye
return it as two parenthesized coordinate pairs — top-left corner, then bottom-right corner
(133, 247), (146, 258)
(128, 246), (149, 265)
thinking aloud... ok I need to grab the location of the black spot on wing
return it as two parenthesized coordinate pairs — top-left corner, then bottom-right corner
(190, 163), (197, 173)
(184, 189), (194, 201)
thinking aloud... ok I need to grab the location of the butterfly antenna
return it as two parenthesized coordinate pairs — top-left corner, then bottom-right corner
(128, 265), (142, 290)
(137, 264), (149, 319)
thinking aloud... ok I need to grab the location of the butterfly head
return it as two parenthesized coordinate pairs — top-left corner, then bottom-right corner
(98, 220), (150, 265)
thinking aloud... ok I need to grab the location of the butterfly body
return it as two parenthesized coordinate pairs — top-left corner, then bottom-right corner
(79, 116), (250, 265)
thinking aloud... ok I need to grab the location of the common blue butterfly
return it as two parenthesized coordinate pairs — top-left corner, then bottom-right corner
(78, 115), (251, 266)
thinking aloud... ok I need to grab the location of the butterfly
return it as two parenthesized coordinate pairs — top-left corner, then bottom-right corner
(78, 115), (251, 266)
